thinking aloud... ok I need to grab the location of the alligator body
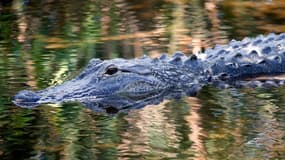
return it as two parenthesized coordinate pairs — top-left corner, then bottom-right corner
(13, 33), (285, 113)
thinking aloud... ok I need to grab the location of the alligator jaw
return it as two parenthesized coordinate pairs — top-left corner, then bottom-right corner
(13, 88), (103, 108)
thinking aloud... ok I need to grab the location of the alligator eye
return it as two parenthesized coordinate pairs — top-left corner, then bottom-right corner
(105, 67), (118, 75)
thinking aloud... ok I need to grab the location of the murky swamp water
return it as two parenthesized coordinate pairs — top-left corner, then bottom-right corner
(0, 0), (285, 159)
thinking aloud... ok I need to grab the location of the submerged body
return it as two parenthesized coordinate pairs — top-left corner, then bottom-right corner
(13, 33), (285, 113)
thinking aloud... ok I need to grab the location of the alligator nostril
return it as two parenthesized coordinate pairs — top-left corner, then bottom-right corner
(13, 90), (41, 107)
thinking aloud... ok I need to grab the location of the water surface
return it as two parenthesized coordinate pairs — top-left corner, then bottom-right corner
(0, 0), (285, 159)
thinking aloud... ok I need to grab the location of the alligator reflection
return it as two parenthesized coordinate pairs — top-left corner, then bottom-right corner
(83, 90), (186, 114)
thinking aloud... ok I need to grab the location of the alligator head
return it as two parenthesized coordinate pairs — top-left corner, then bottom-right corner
(13, 54), (203, 113)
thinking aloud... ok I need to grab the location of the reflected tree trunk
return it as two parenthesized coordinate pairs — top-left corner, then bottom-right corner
(185, 97), (207, 160)
(205, 0), (228, 45)
(13, 0), (37, 89)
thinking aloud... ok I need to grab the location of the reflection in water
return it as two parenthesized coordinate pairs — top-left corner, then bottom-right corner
(0, 0), (285, 159)
(198, 87), (285, 160)
(186, 97), (207, 160)
(241, 92), (285, 159)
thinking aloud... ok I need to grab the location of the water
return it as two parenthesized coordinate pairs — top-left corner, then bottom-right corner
(1, 0), (285, 159)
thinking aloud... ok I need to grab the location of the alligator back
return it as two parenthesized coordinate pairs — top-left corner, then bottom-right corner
(194, 33), (285, 87)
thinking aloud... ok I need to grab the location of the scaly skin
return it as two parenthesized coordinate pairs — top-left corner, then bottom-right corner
(13, 33), (285, 113)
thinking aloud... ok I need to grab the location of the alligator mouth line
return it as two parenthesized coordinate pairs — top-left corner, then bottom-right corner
(13, 89), (105, 108)
(12, 99), (40, 108)
(56, 96), (103, 103)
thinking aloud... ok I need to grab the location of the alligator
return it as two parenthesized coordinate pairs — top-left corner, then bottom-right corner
(13, 33), (285, 113)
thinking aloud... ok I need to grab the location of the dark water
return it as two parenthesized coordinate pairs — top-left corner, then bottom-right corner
(1, 0), (285, 159)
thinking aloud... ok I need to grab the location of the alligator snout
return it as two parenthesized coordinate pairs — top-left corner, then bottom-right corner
(13, 90), (41, 108)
